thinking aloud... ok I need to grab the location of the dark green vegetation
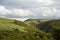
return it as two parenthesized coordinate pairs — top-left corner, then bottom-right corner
(0, 18), (60, 40)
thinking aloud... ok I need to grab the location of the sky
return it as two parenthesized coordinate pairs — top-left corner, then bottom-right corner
(0, 0), (60, 21)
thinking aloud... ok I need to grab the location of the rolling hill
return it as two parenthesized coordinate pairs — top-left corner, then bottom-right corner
(0, 18), (60, 40)
(0, 18), (50, 40)
(24, 19), (48, 27)
(0, 18), (26, 32)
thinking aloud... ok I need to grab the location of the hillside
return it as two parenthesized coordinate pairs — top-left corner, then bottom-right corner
(0, 18), (26, 32)
(25, 19), (48, 27)
(25, 19), (60, 40)
(0, 18), (51, 40)
(37, 20), (60, 32)
(0, 18), (60, 40)
(37, 20), (60, 40)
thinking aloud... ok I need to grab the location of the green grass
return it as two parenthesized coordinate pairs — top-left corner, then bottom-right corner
(0, 22), (13, 30)
(25, 19), (48, 26)
(0, 18), (14, 22)
(0, 18), (60, 40)
(0, 18), (50, 40)
(0, 18), (41, 32)
(0, 18), (26, 32)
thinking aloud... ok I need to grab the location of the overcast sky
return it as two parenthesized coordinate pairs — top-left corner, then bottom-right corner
(0, 0), (60, 20)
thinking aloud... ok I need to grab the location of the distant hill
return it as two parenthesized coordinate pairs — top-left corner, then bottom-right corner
(24, 19), (48, 27)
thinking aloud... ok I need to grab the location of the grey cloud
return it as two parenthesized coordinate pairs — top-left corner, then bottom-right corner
(0, 0), (54, 8)
(0, 0), (60, 19)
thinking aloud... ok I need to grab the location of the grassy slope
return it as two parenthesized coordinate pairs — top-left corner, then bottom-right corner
(25, 19), (60, 40)
(0, 18), (26, 32)
(24, 19), (48, 27)
(0, 18), (44, 32)
(37, 20), (60, 32)
(0, 18), (58, 40)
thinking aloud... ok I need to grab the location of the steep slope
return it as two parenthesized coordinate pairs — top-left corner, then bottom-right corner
(37, 20), (60, 32)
